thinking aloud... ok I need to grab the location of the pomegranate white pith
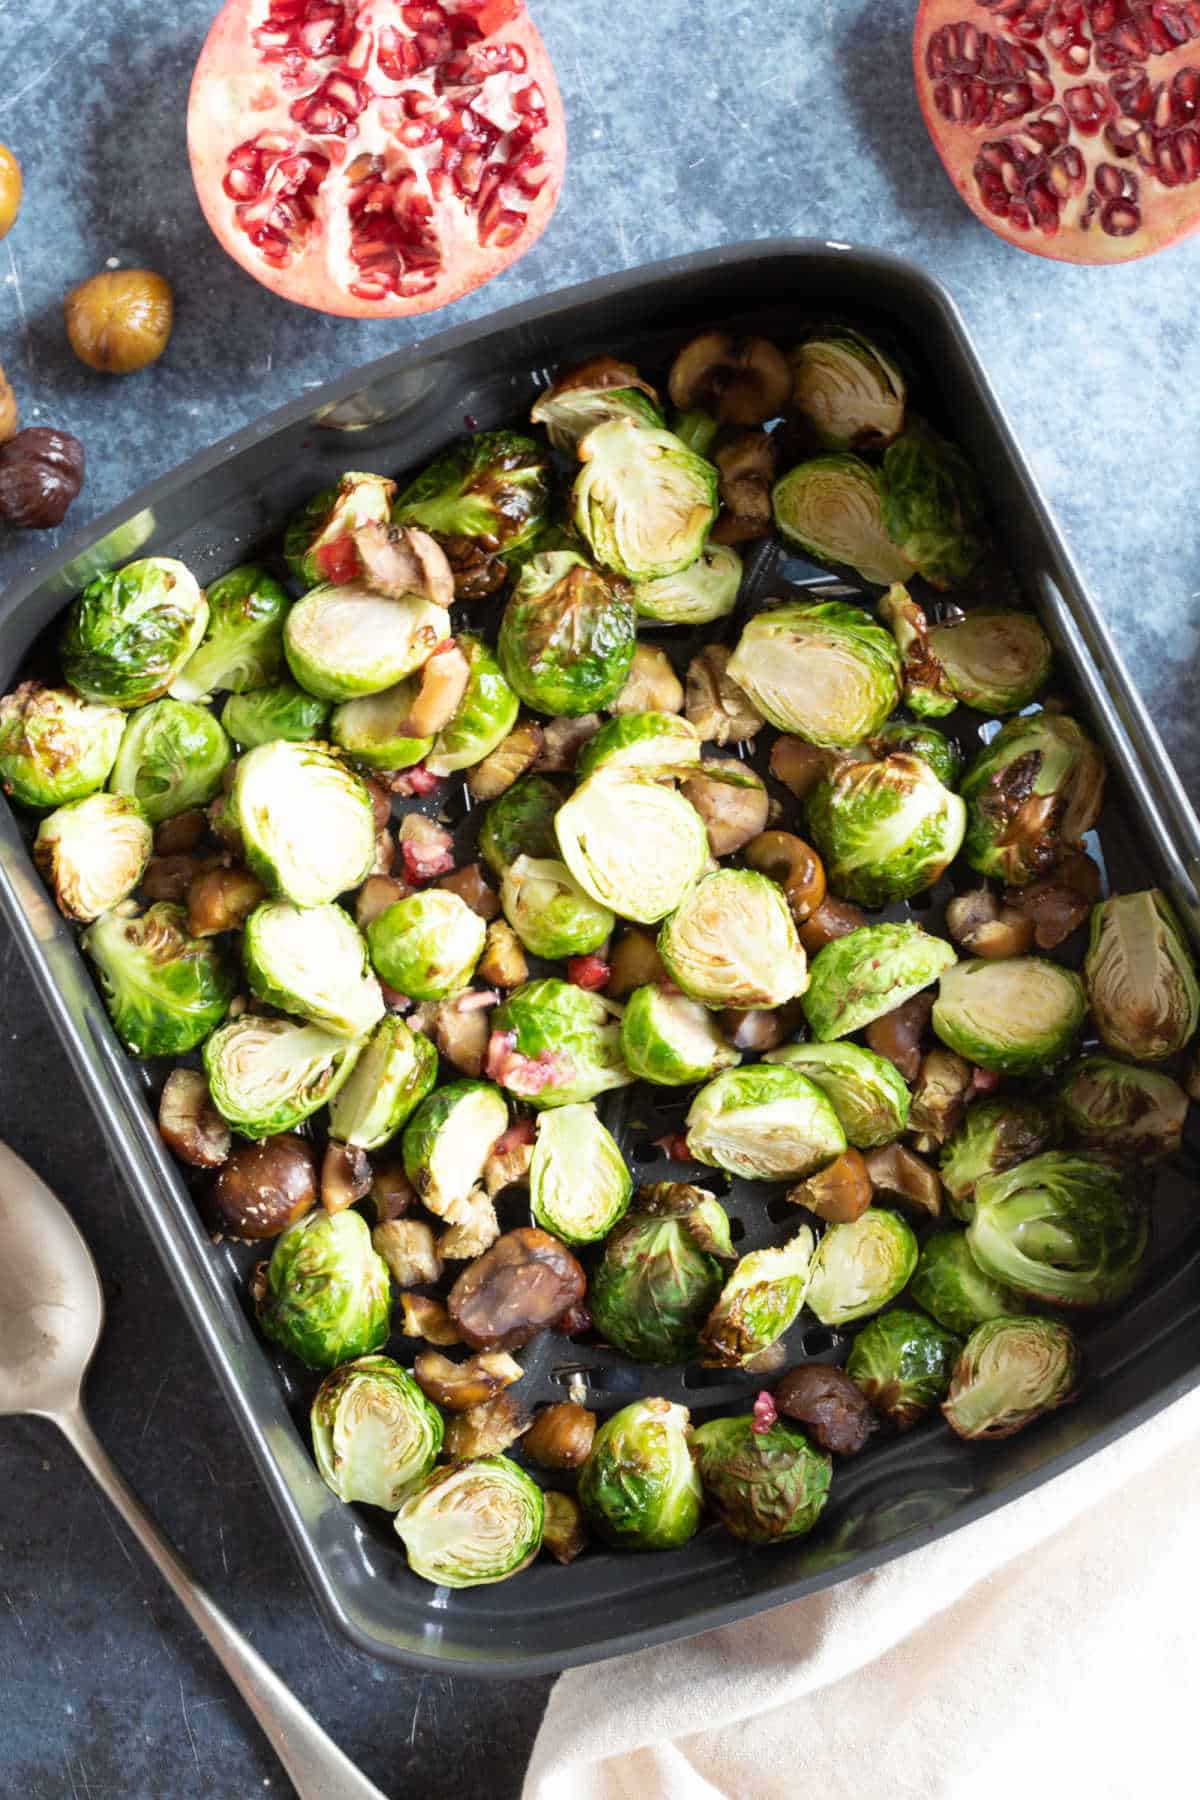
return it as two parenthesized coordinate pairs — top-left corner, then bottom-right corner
(188, 0), (565, 316)
(914, 0), (1200, 262)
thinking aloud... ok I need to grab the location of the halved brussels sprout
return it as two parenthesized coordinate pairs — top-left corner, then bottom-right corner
(424, 635), (519, 777)
(283, 583), (446, 703)
(394, 1455), (544, 1588)
(205, 1014), (361, 1136)
(690, 1414), (832, 1544)
(555, 772), (709, 924)
(500, 855), (614, 960)
(489, 979), (632, 1108)
(329, 675), (431, 771)
(925, 609), (1051, 715)
(221, 682), (331, 750)
(109, 697), (232, 825)
(932, 957), (1085, 1076)
(846, 1307), (961, 1431)
(806, 752), (966, 908)
(727, 599), (901, 748)
(960, 712), (1105, 887)
(170, 565), (289, 701)
(531, 357), (663, 452)
(632, 543), (742, 626)
(576, 711), (699, 778)
(700, 1228), (815, 1366)
(577, 1398), (702, 1551)
(497, 551), (636, 717)
(82, 901), (235, 1057)
(658, 869), (809, 1010)
(529, 1102), (632, 1245)
(1057, 1054), (1188, 1160)
(788, 328), (906, 451)
(61, 558), (209, 707)
(257, 1210), (390, 1371)
(620, 984), (742, 1086)
(367, 890), (486, 1001)
(764, 1041), (910, 1149)
(804, 1207), (918, 1326)
(909, 1229), (1026, 1336)
(967, 1150), (1146, 1308)
(402, 1079), (509, 1218)
(939, 1097), (1059, 1221)
(243, 901), (383, 1037)
(0, 682), (124, 810)
(572, 418), (718, 582)
(284, 471), (395, 588)
(879, 421), (984, 591)
(1083, 889), (1199, 1063)
(327, 1014), (438, 1151)
(942, 1316), (1081, 1440)
(478, 774), (563, 876)
(311, 1354), (442, 1509)
(392, 431), (549, 559)
(772, 456), (915, 586)
(589, 1182), (735, 1363)
(803, 921), (956, 1041)
(33, 792), (151, 922)
(869, 720), (962, 789)
(877, 585), (956, 721)
(686, 1066), (846, 1181)
(231, 740), (375, 907)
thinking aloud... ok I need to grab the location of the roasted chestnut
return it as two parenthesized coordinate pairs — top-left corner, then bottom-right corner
(412, 1349), (524, 1410)
(447, 1226), (586, 1351)
(213, 1134), (317, 1240)
(157, 1068), (230, 1170)
(522, 1402), (596, 1470)
(864, 992), (934, 1082)
(320, 1140), (372, 1214)
(774, 1365), (877, 1456)
(64, 269), (174, 375)
(0, 428), (85, 529)
(788, 1148), (873, 1224)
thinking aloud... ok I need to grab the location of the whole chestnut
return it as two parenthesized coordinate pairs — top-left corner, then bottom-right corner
(522, 1402), (596, 1470)
(447, 1226), (586, 1351)
(64, 269), (174, 375)
(0, 428), (85, 528)
(774, 1364), (877, 1456)
(0, 366), (17, 445)
(0, 145), (21, 240)
(213, 1134), (317, 1240)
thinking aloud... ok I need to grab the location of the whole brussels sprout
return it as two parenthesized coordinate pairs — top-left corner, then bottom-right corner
(424, 635), (519, 777)
(109, 697), (232, 825)
(686, 1066), (846, 1182)
(329, 675), (431, 771)
(231, 740), (375, 908)
(284, 471), (394, 588)
(765, 1041), (910, 1150)
(932, 957), (1085, 1076)
(284, 583), (446, 703)
(394, 1456), (545, 1588)
(726, 599), (901, 748)
(658, 869), (809, 1010)
(942, 1316), (1081, 1440)
(803, 921), (956, 1041)
(0, 682), (124, 809)
(170, 564), (289, 701)
(531, 356), (663, 452)
(392, 430), (549, 560)
(968, 1150), (1147, 1308)
(620, 984), (742, 1086)
(204, 1014), (362, 1137)
(632, 542), (742, 626)
(940, 1097), (1059, 1221)
(960, 712), (1105, 887)
(243, 900), (383, 1038)
(530, 1102), (632, 1245)
(81, 898), (234, 1058)
(478, 773), (563, 876)
(771, 456), (915, 587)
(311, 1354), (442, 1510)
(589, 1182), (735, 1363)
(879, 421), (985, 591)
(33, 791), (151, 922)
(221, 682), (331, 751)
(497, 551), (636, 716)
(788, 328), (906, 452)
(1057, 1054), (1188, 1160)
(327, 1014), (438, 1151)
(806, 752), (966, 908)
(256, 1210), (390, 1370)
(368, 890), (486, 1002)
(1083, 889), (1199, 1063)
(500, 855), (614, 960)
(909, 1230), (1026, 1336)
(869, 719), (962, 789)
(61, 558), (209, 707)
(846, 1308), (961, 1431)
(576, 712), (700, 778)
(577, 1398), (703, 1551)
(925, 608), (1052, 715)
(805, 1208), (918, 1327)
(489, 979), (632, 1108)
(401, 1079), (509, 1219)
(690, 1415), (832, 1544)
(555, 772), (709, 925)
(572, 418), (718, 582)
(699, 1229), (815, 1366)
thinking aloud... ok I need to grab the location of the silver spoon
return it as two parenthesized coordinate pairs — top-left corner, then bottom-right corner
(0, 1138), (389, 1800)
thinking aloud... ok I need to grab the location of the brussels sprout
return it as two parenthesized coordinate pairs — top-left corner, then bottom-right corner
(967, 1150), (1147, 1308)
(256, 1210), (390, 1370)
(932, 957), (1085, 1076)
(803, 921), (956, 1041)
(727, 600), (901, 748)
(531, 359), (663, 452)
(243, 900), (383, 1037)
(402, 1079), (509, 1217)
(960, 712), (1106, 887)
(109, 697), (232, 825)
(788, 328), (906, 451)
(806, 752), (966, 908)
(691, 1414), (832, 1544)
(170, 565), (289, 701)
(329, 677), (432, 771)
(392, 431), (549, 559)
(686, 1066), (846, 1182)
(284, 471), (395, 588)
(555, 772), (709, 925)
(1083, 889), (1200, 1063)
(658, 869), (809, 1010)
(500, 855), (614, 960)
(394, 1455), (544, 1587)
(571, 418), (718, 583)
(805, 1208), (918, 1326)
(424, 635), (519, 777)
(0, 682), (124, 809)
(82, 902), (235, 1057)
(700, 1228), (815, 1366)
(877, 584), (956, 722)
(632, 543), (742, 626)
(221, 682), (331, 750)
(939, 1097), (1059, 1221)
(231, 740), (375, 907)
(368, 891), (486, 1002)
(497, 551), (636, 717)
(879, 422), (985, 591)
(489, 979), (632, 1108)
(61, 558), (209, 707)
(577, 1398), (702, 1551)
(870, 720), (962, 788)
(771, 456), (915, 586)
(764, 1042), (910, 1150)
(909, 1230), (1026, 1336)
(1057, 1055), (1188, 1160)
(942, 1316), (1081, 1439)
(576, 712), (700, 778)
(589, 1182), (735, 1363)
(529, 1102), (632, 1245)
(327, 1014), (438, 1151)
(846, 1307), (960, 1431)
(204, 1014), (362, 1136)
(311, 1354), (442, 1509)
(283, 583), (446, 703)
(620, 984), (742, 1086)
(33, 792), (151, 922)
(478, 774), (563, 876)
(925, 608), (1052, 715)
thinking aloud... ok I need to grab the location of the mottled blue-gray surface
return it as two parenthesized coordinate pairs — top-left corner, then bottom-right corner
(1, 2), (1197, 1796)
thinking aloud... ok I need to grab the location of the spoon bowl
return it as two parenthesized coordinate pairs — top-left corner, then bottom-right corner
(0, 1139), (103, 1419)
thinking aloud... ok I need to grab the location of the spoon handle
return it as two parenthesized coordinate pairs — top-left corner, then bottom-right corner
(55, 1401), (390, 1800)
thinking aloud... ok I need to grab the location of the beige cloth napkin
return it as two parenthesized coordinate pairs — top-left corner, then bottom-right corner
(524, 1387), (1200, 1799)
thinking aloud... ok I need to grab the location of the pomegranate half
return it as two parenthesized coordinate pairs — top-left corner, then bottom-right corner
(188, 0), (566, 316)
(914, 0), (1200, 262)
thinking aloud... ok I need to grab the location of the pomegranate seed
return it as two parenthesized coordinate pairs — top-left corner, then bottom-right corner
(566, 954), (611, 991)
(1102, 198), (1142, 231)
(751, 1392), (778, 1435)
(399, 121), (436, 147)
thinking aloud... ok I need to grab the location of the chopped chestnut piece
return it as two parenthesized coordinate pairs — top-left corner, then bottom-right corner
(403, 640), (472, 737)
(187, 866), (265, 937)
(352, 521), (454, 607)
(370, 1161), (415, 1223)
(355, 875), (411, 930)
(412, 1349), (524, 1410)
(370, 827), (396, 876)
(611, 643), (683, 716)
(321, 1141), (372, 1214)
(438, 1188), (501, 1259)
(607, 927), (667, 997)
(440, 533), (507, 601)
(447, 1227), (586, 1351)
(774, 1365), (877, 1456)
(467, 720), (544, 802)
(477, 919), (529, 990)
(432, 995), (494, 1077)
(788, 1148), (873, 1224)
(542, 1491), (589, 1565)
(668, 330), (791, 426)
(945, 887), (1034, 959)
(483, 1121), (536, 1197)
(372, 1218), (442, 1288)
(436, 861), (500, 920)
(720, 997), (805, 1054)
(908, 1050), (972, 1150)
(361, 776), (394, 833)
(142, 854), (205, 903)
(398, 1294), (461, 1346)
(443, 1391), (531, 1461)
(865, 1143), (943, 1219)
(711, 429), (776, 543)
(157, 1068), (230, 1170)
(742, 1341), (788, 1377)
(1008, 861), (1098, 950)
(153, 809), (205, 857)
(213, 1135), (317, 1241)
(685, 644), (763, 745)
(522, 1402), (596, 1470)
(745, 830), (827, 925)
(770, 736), (836, 800)
(864, 993), (934, 1082)
(681, 759), (769, 858)
(537, 713), (602, 771)
(798, 895), (869, 955)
